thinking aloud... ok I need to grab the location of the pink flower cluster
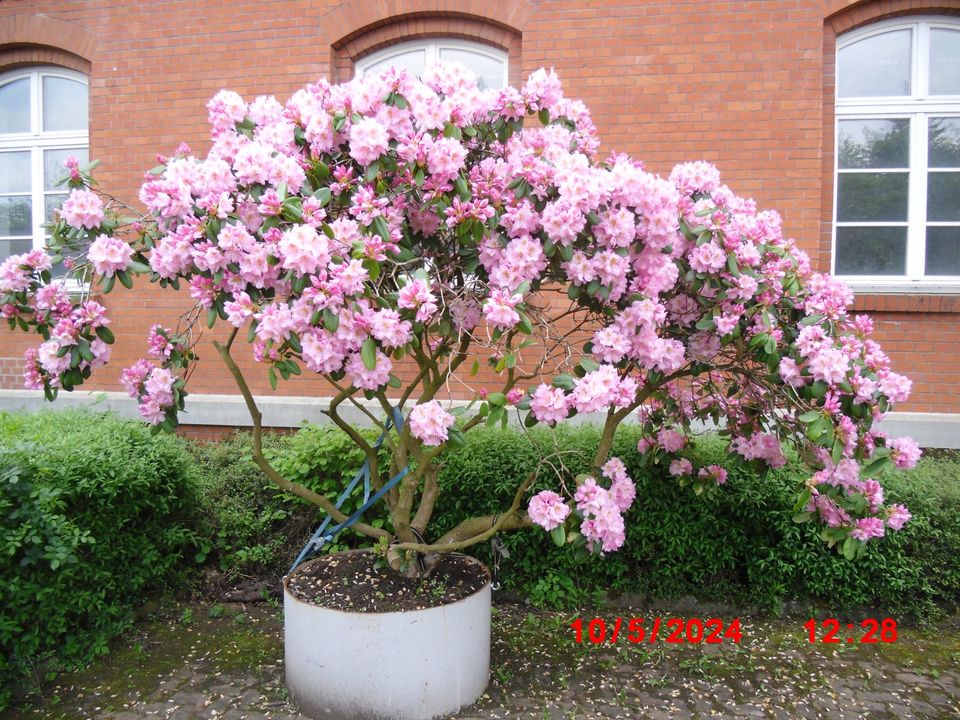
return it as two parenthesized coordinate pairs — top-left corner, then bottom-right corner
(409, 400), (456, 447)
(527, 490), (570, 531)
(60, 188), (104, 230)
(120, 360), (177, 425)
(572, 458), (636, 553)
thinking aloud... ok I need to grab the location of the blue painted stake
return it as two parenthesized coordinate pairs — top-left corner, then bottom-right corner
(288, 405), (407, 574)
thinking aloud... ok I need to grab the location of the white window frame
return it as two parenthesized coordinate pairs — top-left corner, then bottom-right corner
(833, 17), (960, 293)
(355, 39), (508, 89)
(0, 66), (89, 265)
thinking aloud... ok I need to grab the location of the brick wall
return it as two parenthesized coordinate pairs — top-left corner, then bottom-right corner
(1, 0), (958, 416)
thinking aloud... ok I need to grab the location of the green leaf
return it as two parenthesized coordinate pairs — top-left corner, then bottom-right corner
(455, 176), (470, 200)
(579, 357), (600, 373)
(842, 536), (857, 561)
(487, 392), (506, 407)
(128, 260), (152, 274)
(538, 108), (550, 126)
(552, 374), (576, 391)
(321, 308), (340, 333)
(470, 358), (480, 376)
(372, 216), (391, 243)
(792, 512), (814, 524)
(268, 366), (278, 391)
(798, 410), (821, 423)
(446, 425), (466, 448)
(695, 316), (716, 331)
(95, 326), (115, 344)
(364, 160), (380, 183)
(313, 187), (332, 206)
(550, 525), (566, 547)
(206, 308), (217, 329)
(862, 455), (893, 477)
(361, 337), (377, 370)
(800, 314), (824, 326)
(117, 270), (133, 289)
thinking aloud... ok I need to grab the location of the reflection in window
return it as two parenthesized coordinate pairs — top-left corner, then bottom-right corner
(356, 40), (507, 91)
(834, 19), (960, 283)
(0, 68), (88, 270)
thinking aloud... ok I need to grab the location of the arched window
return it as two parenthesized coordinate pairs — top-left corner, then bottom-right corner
(0, 67), (89, 266)
(355, 39), (508, 90)
(834, 18), (960, 287)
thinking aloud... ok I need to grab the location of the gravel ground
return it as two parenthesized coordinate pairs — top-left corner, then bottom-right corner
(4, 601), (959, 720)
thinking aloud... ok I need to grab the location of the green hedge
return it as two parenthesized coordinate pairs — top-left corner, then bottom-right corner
(0, 409), (198, 704)
(430, 425), (960, 621)
(190, 422), (960, 623)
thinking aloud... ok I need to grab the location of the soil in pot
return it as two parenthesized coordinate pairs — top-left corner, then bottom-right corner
(286, 551), (489, 612)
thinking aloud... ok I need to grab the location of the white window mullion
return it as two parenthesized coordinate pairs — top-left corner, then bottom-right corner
(905, 113), (925, 280)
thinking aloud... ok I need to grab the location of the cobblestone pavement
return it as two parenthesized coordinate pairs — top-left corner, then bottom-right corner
(5, 602), (959, 719)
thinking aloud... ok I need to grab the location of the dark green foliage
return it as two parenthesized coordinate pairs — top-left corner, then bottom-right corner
(0, 409), (198, 705)
(430, 426), (960, 621)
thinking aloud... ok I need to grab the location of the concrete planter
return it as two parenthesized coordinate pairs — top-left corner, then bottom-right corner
(283, 551), (491, 720)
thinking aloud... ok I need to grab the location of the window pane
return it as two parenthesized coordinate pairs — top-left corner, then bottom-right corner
(45, 193), (67, 225)
(835, 226), (907, 275)
(927, 171), (960, 221)
(930, 29), (960, 95)
(44, 148), (88, 190)
(838, 29), (912, 98)
(0, 78), (31, 134)
(0, 238), (32, 263)
(42, 76), (88, 132)
(362, 49), (427, 79)
(837, 172), (909, 221)
(0, 197), (32, 236)
(929, 118), (960, 168)
(0, 152), (31, 193)
(438, 48), (505, 89)
(838, 119), (909, 169)
(925, 226), (960, 275)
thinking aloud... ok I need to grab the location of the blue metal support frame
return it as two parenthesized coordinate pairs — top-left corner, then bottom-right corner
(288, 405), (407, 574)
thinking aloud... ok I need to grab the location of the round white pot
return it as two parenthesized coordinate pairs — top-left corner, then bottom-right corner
(283, 551), (491, 720)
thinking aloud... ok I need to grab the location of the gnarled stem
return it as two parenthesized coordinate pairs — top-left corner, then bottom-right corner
(213, 334), (390, 542)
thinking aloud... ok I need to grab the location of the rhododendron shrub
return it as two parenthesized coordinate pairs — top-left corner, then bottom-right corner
(1, 64), (918, 570)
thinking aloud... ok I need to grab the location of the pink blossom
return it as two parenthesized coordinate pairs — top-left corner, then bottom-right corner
(850, 517), (885, 542)
(397, 279), (438, 323)
(530, 384), (569, 425)
(348, 117), (389, 167)
(688, 242), (727, 273)
(807, 347), (849, 386)
(657, 428), (687, 453)
(886, 504), (912, 531)
(527, 490), (570, 531)
(409, 400), (456, 446)
(669, 458), (693, 477)
(344, 350), (392, 390)
(482, 288), (522, 331)
(278, 224), (330, 276)
(888, 437), (921, 469)
(88, 234), (134, 277)
(697, 465), (728, 485)
(60, 188), (104, 230)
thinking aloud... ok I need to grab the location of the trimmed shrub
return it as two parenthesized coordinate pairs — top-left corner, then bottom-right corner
(0, 409), (198, 704)
(429, 426), (960, 621)
(189, 421), (960, 622)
